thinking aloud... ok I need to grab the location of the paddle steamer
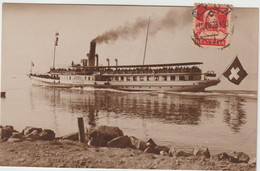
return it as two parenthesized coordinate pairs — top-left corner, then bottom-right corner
(29, 39), (220, 92)
(29, 18), (220, 92)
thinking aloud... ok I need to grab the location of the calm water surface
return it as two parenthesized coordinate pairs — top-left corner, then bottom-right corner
(1, 76), (257, 157)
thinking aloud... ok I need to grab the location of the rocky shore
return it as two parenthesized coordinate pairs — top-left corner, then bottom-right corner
(0, 125), (256, 170)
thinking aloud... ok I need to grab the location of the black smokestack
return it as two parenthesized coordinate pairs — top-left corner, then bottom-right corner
(89, 41), (96, 67)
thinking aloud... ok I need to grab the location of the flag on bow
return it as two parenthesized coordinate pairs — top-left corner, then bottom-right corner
(223, 57), (248, 85)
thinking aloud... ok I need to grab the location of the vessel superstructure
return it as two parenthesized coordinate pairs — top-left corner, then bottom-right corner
(29, 40), (220, 92)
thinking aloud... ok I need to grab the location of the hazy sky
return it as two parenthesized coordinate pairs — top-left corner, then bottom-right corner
(1, 3), (258, 90)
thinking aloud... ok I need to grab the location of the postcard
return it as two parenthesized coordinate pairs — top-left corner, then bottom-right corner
(0, 1), (259, 171)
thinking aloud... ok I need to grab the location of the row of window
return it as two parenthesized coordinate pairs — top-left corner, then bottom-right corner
(60, 75), (196, 81)
(118, 86), (189, 89)
(112, 75), (194, 81)
(61, 76), (92, 81)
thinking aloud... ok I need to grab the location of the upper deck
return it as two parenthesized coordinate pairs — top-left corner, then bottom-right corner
(49, 62), (203, 76)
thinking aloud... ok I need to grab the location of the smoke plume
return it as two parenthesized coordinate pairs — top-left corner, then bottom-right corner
(92, 8), (192, 44)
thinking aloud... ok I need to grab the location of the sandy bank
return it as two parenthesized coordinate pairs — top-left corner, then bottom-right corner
(0, 140), (256, 170)
(0, 124), (256, 170)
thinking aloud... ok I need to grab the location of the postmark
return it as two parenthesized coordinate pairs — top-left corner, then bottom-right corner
(192, 3), (232, 49)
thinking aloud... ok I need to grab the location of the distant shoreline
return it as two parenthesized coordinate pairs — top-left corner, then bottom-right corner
(1, 74), (258, 93)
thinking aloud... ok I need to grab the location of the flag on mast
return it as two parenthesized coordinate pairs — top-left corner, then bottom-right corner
(30, 61), (34, 73)
(223, 56), (248, 85)
(55, 32), (59, 46)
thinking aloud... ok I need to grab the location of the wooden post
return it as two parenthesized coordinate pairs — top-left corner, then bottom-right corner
(77, 117), (85, 143)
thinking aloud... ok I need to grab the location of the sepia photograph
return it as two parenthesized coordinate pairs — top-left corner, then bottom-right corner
(0, 1), (258, 170)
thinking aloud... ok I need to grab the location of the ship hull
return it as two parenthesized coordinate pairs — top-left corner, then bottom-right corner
(29, 75), (220, 92)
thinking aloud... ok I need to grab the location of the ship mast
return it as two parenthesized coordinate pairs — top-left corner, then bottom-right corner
(53, 32), (59, 69)
(142, 17), (150, 65)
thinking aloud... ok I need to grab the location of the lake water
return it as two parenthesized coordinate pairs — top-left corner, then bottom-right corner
(1, 75), (257, 157)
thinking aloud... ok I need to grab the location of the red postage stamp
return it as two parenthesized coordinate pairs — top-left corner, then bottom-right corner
(192, 3), (232, 49)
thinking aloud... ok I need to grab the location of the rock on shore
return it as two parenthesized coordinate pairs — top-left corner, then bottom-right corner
(129, 136), (147, 151)
(88, 125), (124, 146)
(0, 124), (256, 170)
(107, 135), (131, 148)
(1, 125), (55, 142)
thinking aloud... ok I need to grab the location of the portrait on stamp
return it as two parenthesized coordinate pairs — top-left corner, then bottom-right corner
(192, 4), (232, 49)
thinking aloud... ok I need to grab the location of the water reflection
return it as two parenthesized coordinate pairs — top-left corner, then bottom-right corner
(223, 97), (247, 133)
(30, 86), (250, 134)
(31, 87), (223, 125)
